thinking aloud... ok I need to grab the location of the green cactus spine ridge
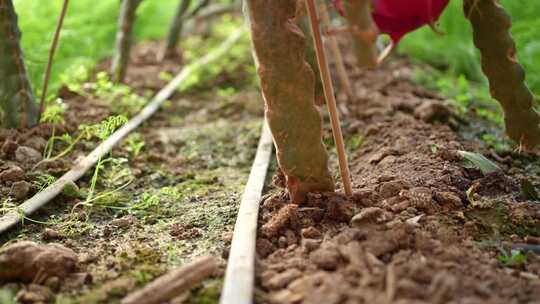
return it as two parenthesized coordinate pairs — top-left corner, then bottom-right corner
(0, 0), (38, 128)
(244, 0), (335, 202)
(465, 0), (540, 149)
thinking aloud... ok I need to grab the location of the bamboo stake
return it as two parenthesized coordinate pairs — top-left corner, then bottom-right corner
(38, 0), (70, 121)
(318, 1), (354, 100)
(305, 0), (353, 197)
(0, 29), (244, 235)
(122, 256), (219, 304)
(220, 122), (273, 304)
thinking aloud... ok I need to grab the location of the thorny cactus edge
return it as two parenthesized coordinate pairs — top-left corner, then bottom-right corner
(0, 0), (38, 128)
(244, 0), (335, 202)
(465, 0), (540, 149)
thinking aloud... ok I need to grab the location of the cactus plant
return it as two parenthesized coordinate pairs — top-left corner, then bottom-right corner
(161, 0), (210, 61)
(244, 0), (334, 202)
(0, 0), (38, 128)
(465, 0), (540, 149)
(342, 0), (378, 68)
(111, 0), (143, 83)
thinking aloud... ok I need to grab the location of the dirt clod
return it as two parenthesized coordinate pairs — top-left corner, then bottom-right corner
(301, 226), (322, 239)
(265, 268), (303, 290)
(10, 180), (31, 200)
(41, 228), (61, 241)
(309, 246), (341, 270)
(0, 166), (24, 183)
(434, 191), (463, 209)
(0, 241), (78, 283)
(414, 100), (451, 123)
(261, 204), (298, 238)
(1, 139), (18, 156)
(351, 207), (388, 226)
(15, 146), (43, 165)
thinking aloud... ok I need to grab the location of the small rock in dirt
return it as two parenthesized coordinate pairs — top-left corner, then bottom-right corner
(278, 236), (288, 248)
(414, 100), (451, 123)
(285, 229), (298, 246)
(9, 180), (30, 200)
(0, 166), (24, 183)
(0, 241), (78, 283)
(23, 136), (47, 153)
(110, 215), (136, 228)
(434, 191), (462, 209)
(302, 238), (322, 253)
(1, 140), (18, 156)
(301, 226), (322, 239)
(256, 238), (275, 258)
(309, 246), (341, 270)
(15, 284), (53, 304)
(326, 196), (353, 222)
(265, 268), (303, 289)
(378, 179), (410, 199)
(351, 207), (392, 227)
(368, 148), (396, 165)
(15, 146), (43, 165)
(261, 204), (298, 238)
(41, 228), (61, 241)
(334, 228), (367, 245)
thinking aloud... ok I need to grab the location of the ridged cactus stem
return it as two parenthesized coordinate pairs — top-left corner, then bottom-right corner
(343, 0), (378, 68)
(465, 0), (540, 149)
(0, 0), (38, 128)
(161, 0), (192, 60)
(111, 0), (143, 83)
(244, 0), (335, 202)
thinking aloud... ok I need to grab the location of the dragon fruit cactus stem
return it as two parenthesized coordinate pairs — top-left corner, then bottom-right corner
(0, 0), (38, 128)
(243, 0), (335, 202)
(465, 0), (540, 149)
(342, 0), (379, 68)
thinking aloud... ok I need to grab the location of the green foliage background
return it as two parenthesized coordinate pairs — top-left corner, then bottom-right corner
(13, 0), (540, 110)
(14, 0), (178, 99)
(399, 0), (540, 98)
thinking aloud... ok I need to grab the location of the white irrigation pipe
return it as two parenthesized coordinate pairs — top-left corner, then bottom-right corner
(0, 29), (244, 235)
(220, 122), (273, 304)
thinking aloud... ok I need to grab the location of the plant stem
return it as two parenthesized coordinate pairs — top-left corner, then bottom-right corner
(38, 0), (70, 121)
(319, 2), (354, 100)
(305, 0), (353, 197)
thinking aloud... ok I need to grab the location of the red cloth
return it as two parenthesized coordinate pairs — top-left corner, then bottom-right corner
(332, 0), (450, 43)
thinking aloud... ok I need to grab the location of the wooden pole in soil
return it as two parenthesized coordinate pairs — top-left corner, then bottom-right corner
(318, 2), (354, 100)
(122, 256), (219, 304)
(0, 29), (244, 235)
(305, 0), (353, 197)
(38, 0), (70, 121)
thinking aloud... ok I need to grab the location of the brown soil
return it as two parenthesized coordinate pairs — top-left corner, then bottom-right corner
(254, 58), (540, 303)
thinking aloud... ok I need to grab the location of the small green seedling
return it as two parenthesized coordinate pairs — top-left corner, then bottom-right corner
(458, 150), (501, 175)
(498, 249), (527, 267)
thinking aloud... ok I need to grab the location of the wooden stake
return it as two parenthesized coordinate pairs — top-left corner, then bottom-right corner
(305, 0), (353, 197)
(220, 122), (273, 304)
(38, 0), (70, 121)
(0, 29), (244, 235)
(318, 2), (354, 100)
(121, 256), (219, 304)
